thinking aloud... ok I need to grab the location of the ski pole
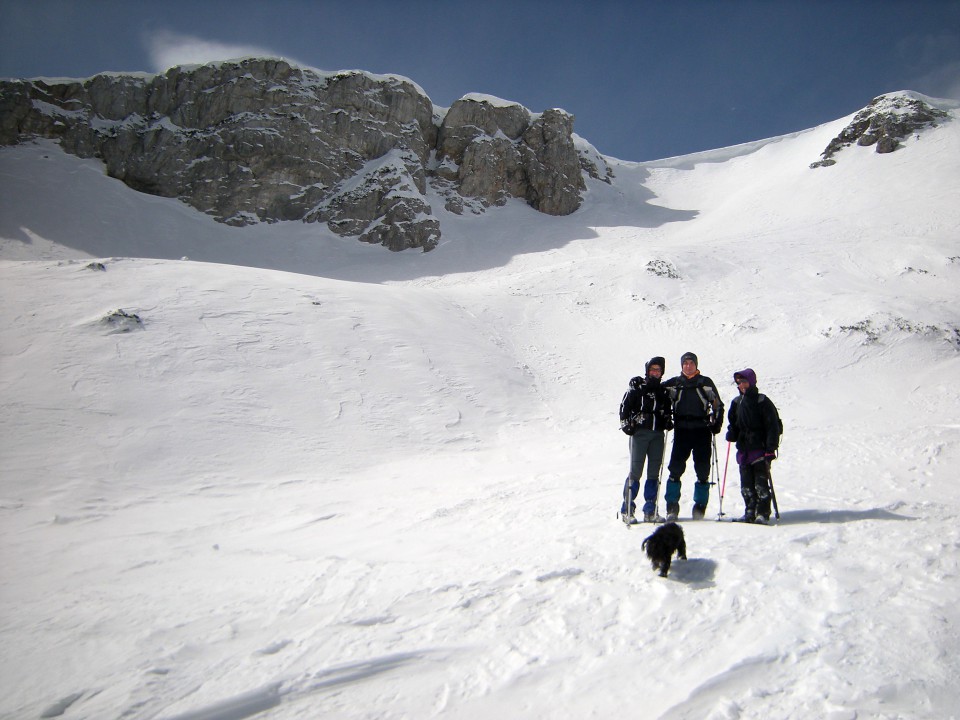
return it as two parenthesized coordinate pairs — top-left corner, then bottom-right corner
(624, 479), (633, 528)
(717, 441), (731, 519)
(655, 428), (670, 521)
(710, 435), (721, 508)
(768, 462), (780, 520)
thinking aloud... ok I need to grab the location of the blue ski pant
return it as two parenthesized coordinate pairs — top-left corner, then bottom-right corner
(666, 427), (712, 507)
(621, 428), (665, 515)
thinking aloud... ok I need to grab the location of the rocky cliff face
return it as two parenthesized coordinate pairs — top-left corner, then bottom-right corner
(0, 59), (609, 251)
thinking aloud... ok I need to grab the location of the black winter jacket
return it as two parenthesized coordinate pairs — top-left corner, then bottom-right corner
(662, 373), (724, 432)
(620, 375), (673, 434)
(725, 386), (781, 454)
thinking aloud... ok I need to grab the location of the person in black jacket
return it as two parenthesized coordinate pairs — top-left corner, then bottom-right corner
(725, 368), (781, 524)
(662, 352), (724, 520)
(619, 356), (674, 523)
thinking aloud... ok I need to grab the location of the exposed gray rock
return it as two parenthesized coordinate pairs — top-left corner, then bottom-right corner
(576, 137), (614, 184)
(520, 109), (584, 215)
(306, 148), (440, 251)
(646, 259), (680, 279)
(437, 96), (584, 215)
(436, 97), (586, 215)
(458, 136), (527, 207)
(437, 96), (530, 164)
(99, 309), (143, 334)
(811, 93), (948, 168)
(0, 60), (593, 251)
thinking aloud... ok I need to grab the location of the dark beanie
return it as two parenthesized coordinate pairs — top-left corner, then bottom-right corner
(680, 351), (698, 367)
(645, 356), (666, 374)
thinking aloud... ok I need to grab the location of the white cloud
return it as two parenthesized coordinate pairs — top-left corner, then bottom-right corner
(144, 30), (298, 72)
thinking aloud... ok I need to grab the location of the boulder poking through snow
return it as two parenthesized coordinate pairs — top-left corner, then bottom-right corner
(98, 309), (143, 333)
(811, 92), (948, 168)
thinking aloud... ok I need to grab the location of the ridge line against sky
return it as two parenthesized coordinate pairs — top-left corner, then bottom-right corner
(1, 0), (959, 161)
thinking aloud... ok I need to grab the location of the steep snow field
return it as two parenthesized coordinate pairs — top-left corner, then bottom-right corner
(2, 93), (960, 719)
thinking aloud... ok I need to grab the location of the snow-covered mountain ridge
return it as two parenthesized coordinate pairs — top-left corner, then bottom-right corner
(1, 86), (959, 719)
(2, 58), (953, 255)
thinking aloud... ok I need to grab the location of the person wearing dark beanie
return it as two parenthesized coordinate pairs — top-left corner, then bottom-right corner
(645, 356), (666, 376)
(662, 352), (724, 520)
(618, 355), (673, 523)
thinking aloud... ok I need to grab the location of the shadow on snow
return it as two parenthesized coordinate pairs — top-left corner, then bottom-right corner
(774, 507), (914, 525)
(667, 557), (718, 587)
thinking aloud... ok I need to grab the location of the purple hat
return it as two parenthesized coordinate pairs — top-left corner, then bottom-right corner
(733, 368), (757, 387)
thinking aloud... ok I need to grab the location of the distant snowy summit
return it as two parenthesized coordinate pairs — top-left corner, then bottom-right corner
(811, 91), (950, 168)
(0, 58), (609, 251)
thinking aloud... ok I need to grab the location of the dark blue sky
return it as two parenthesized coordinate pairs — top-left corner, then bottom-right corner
(2, 0), (958, 161)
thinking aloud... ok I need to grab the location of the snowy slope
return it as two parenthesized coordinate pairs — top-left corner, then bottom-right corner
(2, 93), (960, 720)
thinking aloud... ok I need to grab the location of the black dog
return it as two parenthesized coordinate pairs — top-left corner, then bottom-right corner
(641, 522), (687, 577)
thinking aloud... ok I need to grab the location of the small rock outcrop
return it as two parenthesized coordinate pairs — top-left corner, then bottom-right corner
(811, 93), (948, 168)
(0, 59), (606, 251)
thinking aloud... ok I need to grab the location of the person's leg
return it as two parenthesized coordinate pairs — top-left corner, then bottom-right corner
(641, 430), (665, 517)
(739, 462), (758, 521)
(665, 430), (692, 517)
(690, 428), (713, 515)
(621, 432), (650, 515)
(754, 460), (772, 521)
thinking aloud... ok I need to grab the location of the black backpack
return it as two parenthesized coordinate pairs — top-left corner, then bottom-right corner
(759, 394), (784, 437)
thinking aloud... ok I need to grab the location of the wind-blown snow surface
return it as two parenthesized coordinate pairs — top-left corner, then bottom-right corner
(2, 93), (960, 719)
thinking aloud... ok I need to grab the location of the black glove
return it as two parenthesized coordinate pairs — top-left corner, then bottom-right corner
(664, 418), (674, 431)
(711, 420), (723, 435)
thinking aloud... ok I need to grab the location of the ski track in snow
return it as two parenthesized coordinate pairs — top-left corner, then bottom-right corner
(2, 99), (960, 719)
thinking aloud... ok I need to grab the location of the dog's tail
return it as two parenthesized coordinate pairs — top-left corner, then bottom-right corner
(641, 538), (649, 551)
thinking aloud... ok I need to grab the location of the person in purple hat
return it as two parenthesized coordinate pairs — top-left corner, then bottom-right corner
(725, 368), (782, 523)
